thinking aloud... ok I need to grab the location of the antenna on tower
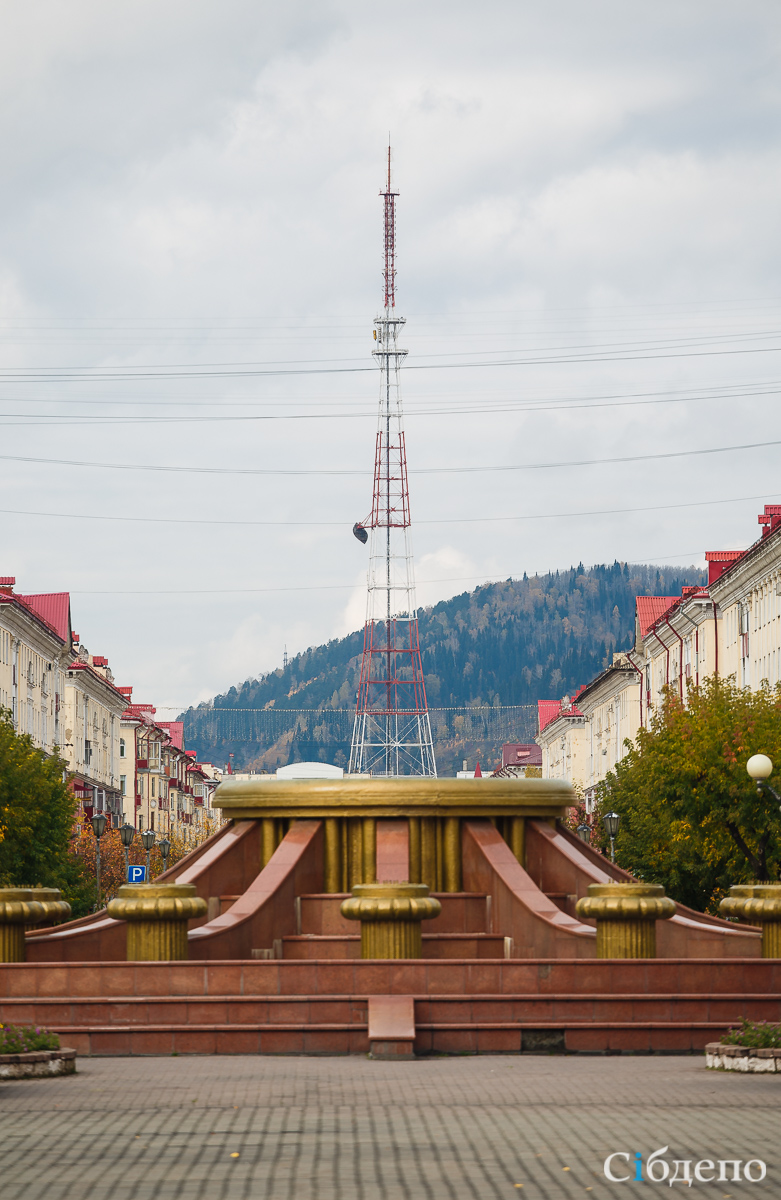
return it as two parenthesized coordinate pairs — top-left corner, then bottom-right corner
(349, 147), (437, 778)
(381, 140), (398, 310)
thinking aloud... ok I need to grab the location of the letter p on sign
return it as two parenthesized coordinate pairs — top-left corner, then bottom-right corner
(128, 865), (146, 883)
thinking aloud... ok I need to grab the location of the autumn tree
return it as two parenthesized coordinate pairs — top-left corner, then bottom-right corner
(71, 817), (221, 910)
(596, 678), (781, 912)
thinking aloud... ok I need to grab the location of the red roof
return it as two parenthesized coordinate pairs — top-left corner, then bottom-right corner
(122, 704), (157, 724)
(501, 743), (543, 768)
(538, 700), (561, 732)
(538, 698), (584, 733)
(636, 596), (678, 638)
(18, 593), (71, 642)
(157, 721), (184, 750)
(0, 591), (67, 644)
(705, 550), (744, 585)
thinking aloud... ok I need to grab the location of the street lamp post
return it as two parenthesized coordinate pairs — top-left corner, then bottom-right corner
(140, 829), (156, 880)
(158, 837), (171, 879)
(747, 755), (781, 808)
(90, 812), (108, 910)
(119, 823), (136, 881)
(602, 811), (621, 863)
(576, 823), (591, 843)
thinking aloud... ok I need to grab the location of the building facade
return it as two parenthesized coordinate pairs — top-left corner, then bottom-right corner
(536, 503), (781, 800)
(0, 578), (69, 753)
(536, 696), (588, 791)
(121, 702), (219, 841)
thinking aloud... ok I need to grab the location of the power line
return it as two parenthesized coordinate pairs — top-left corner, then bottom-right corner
(3, 436), (781, 478)
(0, 338), (781, 383)
(3, 382), (781, 427)
(67, 558), (704, 596)
(0, 489), (778, 530)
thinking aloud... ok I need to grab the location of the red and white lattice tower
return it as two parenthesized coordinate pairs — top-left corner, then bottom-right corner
(349, 147), (437, 777)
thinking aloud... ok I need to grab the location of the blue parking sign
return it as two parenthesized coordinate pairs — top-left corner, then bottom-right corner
(128, 865), (147, 883)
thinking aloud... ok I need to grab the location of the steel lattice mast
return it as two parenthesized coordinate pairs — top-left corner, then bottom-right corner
(349, 147), (437, 777)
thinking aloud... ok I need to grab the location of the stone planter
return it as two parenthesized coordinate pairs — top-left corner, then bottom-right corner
(719, 884), (781, 957)
(705, 1043), (781, 1073)
(107, 884), (207, 961)
(0, 1048), (76, 1079)
(575, 882), (676, 958)
(0, 888), (71, 962)
(341, 883), (442, 959)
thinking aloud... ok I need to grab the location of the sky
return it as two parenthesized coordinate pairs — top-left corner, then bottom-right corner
(1, 0), (781, 715)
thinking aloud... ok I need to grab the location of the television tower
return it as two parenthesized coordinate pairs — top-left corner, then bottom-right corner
(349, 147), (437, 777)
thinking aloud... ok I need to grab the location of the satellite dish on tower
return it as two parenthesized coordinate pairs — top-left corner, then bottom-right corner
(352, 522), (368, 544)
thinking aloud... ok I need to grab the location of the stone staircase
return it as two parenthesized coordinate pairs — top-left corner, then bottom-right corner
(279, 892), (509, 961)
(3, 932), (779, 1057)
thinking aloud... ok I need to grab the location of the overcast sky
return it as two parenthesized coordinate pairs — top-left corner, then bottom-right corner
(1, 0), (780, 713)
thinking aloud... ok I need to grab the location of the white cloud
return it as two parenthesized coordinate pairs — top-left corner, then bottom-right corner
(1, 0), (780, 706)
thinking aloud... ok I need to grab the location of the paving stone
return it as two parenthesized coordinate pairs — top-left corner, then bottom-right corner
(0, 1054), (778, 1198)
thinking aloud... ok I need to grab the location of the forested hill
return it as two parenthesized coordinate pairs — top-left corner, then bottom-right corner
(181, 562), (704, 775)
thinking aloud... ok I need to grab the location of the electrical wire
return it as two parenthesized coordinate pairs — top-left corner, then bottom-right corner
(1, 337), (781, 383)
(67, 558), (705, 596)
(0, 490), (778, 530)
(2, 383), (781, 427)
(3, 436), (781, 477)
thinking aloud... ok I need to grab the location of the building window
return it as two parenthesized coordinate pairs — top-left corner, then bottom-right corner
(120, 738), (125, 758)
(120, 775), (126, 796)
(151, 777), (156, 797)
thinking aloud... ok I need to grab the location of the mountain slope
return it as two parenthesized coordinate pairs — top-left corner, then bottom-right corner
(181, 561), (704, 775)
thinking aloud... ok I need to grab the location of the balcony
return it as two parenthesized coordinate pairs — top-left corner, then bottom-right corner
(136, 758), (149, 769)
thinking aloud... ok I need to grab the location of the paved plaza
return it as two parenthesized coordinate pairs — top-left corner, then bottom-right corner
(0, 1053), (777, 1199)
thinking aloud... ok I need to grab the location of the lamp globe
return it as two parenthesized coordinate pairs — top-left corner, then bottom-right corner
(747, 754), (774, 782)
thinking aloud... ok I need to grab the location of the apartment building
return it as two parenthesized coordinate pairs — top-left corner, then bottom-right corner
(0, 578), (127, 821)
(0, 577), (69, 752)
(537, 503), (781, 798)
(536, 695), (588, 791)
(121, 701), (218, 839)
(60, 641), (128, 823)
(573, 655), (642, 807)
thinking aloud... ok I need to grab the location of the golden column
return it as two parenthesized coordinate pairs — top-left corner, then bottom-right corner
(719, 884), (781, 957)
(0, 888), (71, 962)
(108, 883), (207, 961)
(324, 818), (341, 892)
(576, 882), (676, 958)
(443, 818), (461, 892)
(341, 883), (442, 958)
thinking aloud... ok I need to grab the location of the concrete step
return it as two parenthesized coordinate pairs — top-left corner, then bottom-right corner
(298, 893), (491, 936)
(281, 934), (509, 960)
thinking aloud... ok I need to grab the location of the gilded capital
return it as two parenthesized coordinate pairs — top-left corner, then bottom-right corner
(0, 887), (71, 927)
(341, 882), (442, 925)
(719, 884), (781, 958)
(341, 882), (441, 959)
(576, 883), (676, 923)
(108, 883), (207, 923)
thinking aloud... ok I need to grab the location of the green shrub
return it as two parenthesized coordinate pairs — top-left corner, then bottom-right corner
(0, 1023), (60, 1054)
(721, 1019), (781, 1049)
